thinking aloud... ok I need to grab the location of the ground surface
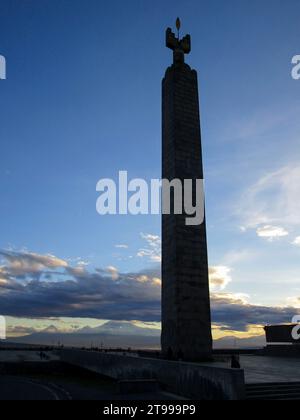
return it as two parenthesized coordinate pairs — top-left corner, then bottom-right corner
(0, 350), (59, 362)
(0, 373), (182, 400)
(0, 369), (182, 400)
(0, 376), (71, 400)
(0, 350), (183, 400)
(209, 355), (300, 384)
(240, 355), (300, 384)
(2, 351), (300, 399)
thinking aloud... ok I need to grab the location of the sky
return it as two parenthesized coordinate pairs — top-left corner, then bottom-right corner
(0, 0), (300, 341)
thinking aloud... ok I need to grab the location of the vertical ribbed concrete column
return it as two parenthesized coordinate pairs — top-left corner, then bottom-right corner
(161, 25), (212, 362)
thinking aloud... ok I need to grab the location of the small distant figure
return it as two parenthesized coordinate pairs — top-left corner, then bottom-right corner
(39, 351), (47, 361)
(231, 354), (241, 369)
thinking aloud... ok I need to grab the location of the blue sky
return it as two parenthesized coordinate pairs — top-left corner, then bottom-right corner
(0, 0), (300, 339)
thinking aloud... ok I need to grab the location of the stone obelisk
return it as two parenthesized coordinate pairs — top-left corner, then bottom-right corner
(161, 20), (212, 361)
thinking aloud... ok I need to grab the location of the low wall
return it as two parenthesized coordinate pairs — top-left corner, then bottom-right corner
(61, 349), (245, 400)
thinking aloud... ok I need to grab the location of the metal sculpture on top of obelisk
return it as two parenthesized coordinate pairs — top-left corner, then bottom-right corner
(161, 19), (212, 361)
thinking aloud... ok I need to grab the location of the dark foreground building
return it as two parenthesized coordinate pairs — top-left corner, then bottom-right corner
(161, 21), (212, 361)
(265, 324), (300, 344)
(263, 324), (300, 357)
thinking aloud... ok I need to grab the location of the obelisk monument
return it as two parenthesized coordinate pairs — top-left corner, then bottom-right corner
(161, 20), (212, 361)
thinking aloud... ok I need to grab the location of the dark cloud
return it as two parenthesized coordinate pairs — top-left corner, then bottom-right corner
(0, 250), (299, 330)
(0, 251), (161, 322)
(0, 250), (67, 281)
(7, 326), (38, 336)
(211, 294), (299, 332)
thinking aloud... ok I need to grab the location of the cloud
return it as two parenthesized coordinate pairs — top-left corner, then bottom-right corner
(105, 266), (119, 281)
(211, 293), (299, 332)
(0, 249), (299, 332)
(293, 237), (300, 246)
(286, 296), (300, 308)
(0, 250), (68, 280)
(237, 165), (300, 229)
(209, 266), (232, 291)
(0, 266), (9, 284)
(256, 225), (289, 241)
(0, 250), (161, 322)
(115, 245), (129, 249)
(137, 233), (161, 263)
(7, 325), (38, 337)
(141, 234), (161, 246)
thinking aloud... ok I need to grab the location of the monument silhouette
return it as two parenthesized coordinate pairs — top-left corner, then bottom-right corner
(161, 20), (212, 361)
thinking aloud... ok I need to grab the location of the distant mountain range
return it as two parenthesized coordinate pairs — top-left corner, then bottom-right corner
(7, 321), (266, 350)
(11, 321), (161, 349)
(77, 321), (160, 337)
(213, 335), (266, 349)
